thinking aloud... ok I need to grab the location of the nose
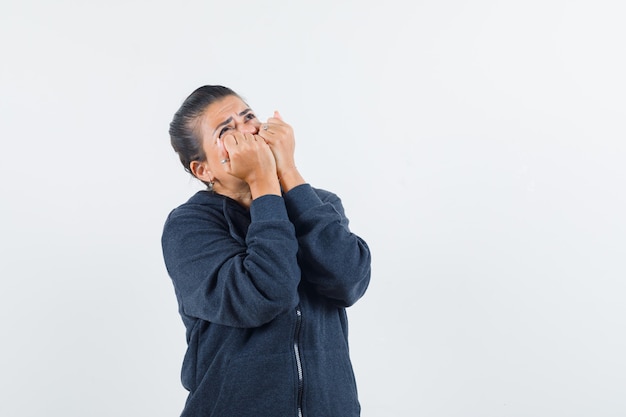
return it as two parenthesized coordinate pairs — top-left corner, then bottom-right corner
(237, 119), (261, 134)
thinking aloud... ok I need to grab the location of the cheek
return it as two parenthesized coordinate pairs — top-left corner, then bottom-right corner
(202, 136), (218, 155)
(204, 136), (227, 165)
(197, 141), (214, 168)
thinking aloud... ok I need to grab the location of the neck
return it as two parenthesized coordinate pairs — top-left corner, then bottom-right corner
(214, 183), (253, 209)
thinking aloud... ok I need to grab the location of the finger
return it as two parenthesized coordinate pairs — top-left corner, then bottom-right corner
(222, 134), (238, 151)
(217, 137), (230, 163)
(256, 133), (270, 144)
(257, 128), (274, 145)
(267, 112), (288, 128)
(258, 135), (273, 148)
(258, 123), (272, 141)
(267, 111), (283, 125)
(232, 132), (246, 143)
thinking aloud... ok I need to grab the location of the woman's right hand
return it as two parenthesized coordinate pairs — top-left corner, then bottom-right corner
(221, 132), (280, 197)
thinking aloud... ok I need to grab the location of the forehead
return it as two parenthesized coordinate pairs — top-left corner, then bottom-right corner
(201, 95), (249, 127)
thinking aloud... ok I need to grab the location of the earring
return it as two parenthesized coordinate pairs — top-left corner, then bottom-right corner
(207, 180), (214, 192)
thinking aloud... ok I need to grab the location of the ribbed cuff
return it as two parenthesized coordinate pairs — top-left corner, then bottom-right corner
(283, 183), (323, 218)
(250, 194), (289, 222)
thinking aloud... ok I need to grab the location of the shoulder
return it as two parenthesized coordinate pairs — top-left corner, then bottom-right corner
(167, 191), (218, 219)
(163, 191), (240, 233)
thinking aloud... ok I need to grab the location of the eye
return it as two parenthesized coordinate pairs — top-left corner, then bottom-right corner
(218, 126), (231, 138)
(245, 113), (256, 121)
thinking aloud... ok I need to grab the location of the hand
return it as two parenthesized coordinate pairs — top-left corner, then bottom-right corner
(220, 132), (280, 196)
(257, 111), (297, 178)
(257, 111), (305, 192)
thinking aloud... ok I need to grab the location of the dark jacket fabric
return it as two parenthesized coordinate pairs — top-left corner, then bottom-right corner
(161, 184), (371, 417)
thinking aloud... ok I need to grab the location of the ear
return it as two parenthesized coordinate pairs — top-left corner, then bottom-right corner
(189, 160), (213, 183)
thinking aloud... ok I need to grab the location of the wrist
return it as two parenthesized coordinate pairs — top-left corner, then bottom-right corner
(278, 167), (305, 192)
(248, 176), (281, 199)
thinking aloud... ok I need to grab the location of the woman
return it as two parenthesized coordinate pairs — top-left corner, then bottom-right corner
(162, 85), (371, 417)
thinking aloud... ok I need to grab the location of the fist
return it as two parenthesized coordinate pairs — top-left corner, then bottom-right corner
(221, 132), (277, 184)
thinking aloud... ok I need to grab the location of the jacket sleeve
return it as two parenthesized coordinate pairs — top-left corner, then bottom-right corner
(283, 184), (371, 307)
(161, 195), (301, 328)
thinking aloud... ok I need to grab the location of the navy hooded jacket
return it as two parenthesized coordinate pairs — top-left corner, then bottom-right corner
(161, 183), (371, 417)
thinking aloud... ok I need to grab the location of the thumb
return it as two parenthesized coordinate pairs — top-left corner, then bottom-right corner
(217, 137), (230, 159)
(273, 110), (283, 120)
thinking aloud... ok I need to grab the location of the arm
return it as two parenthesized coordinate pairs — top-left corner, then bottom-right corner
(258, 112), (370, 304)
(283, 184), (371, 307)
(161, 195), (301, 328)
(256, 111), (305, 193)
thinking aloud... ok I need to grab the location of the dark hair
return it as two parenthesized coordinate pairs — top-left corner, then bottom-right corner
(169, 85), (239, 178)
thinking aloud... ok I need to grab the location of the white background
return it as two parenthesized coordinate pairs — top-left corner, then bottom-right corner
(1, 1), (625, 416)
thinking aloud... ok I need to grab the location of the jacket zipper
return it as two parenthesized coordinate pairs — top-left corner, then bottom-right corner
(294, 306), (304, 417)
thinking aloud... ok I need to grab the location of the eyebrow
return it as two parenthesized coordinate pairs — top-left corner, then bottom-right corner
(213, 108), (253, 135)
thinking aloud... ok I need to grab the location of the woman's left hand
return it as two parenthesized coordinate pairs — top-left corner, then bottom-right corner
(258, 111), (306, 192)
(257, 111), (297, 178)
